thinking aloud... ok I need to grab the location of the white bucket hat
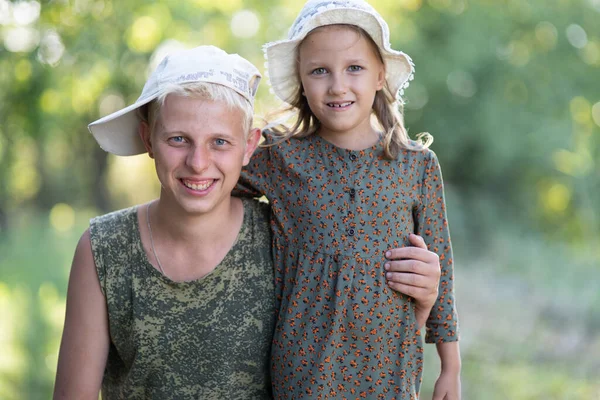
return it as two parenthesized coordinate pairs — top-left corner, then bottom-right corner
(264, 0), (415, 105)
(88, 45), (261, 156)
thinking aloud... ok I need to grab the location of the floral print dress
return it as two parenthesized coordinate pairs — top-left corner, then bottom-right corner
(237, 133), (459, 399)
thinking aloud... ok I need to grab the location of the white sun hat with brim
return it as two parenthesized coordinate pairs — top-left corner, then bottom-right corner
(264, 0), (415, 105)
(88, 45), (262, 156)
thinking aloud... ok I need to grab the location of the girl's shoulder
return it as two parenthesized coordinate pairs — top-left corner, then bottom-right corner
(260, 129), (315, 153)
(398, 140), (438, 162)
(261, 128), (299, 144)
(260, 128), (280, 145)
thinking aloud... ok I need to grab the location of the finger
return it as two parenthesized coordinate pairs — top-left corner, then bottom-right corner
(409, 233), (428, 250)
(385, 260), (440, 277)
(386, 281), (431, 299)
(386, 271), (439, 296)
(385, 271), (431, 288)
(385, 246), (437, 263)
(385, 259), (422, 274)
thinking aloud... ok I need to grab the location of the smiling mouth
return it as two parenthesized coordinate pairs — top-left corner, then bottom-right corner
(327, 101), (354, 108)
(182, 179), (215, 191)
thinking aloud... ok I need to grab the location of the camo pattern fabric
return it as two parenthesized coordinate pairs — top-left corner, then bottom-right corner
(89, 198), (275, 400)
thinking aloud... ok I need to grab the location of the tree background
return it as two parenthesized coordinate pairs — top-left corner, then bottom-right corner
(0, 0), (599, 398)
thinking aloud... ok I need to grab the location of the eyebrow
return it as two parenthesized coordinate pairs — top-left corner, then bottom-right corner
(302, 61), (324, 68)
(156, 129), (185, 137)
(346, 58), (369, 64)
(159, 129), (239, 140)
(302, 58), (370, 67)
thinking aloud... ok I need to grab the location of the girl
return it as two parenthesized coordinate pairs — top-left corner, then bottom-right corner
(237, 0), (460, 398)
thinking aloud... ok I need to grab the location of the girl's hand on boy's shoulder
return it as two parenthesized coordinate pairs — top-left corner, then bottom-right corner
(384, 233), (441, 326)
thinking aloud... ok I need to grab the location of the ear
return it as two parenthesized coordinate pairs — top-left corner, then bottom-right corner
(139, 121), (154, 159)
(376, 64), (386, 91)
(243, 128), (262, 166)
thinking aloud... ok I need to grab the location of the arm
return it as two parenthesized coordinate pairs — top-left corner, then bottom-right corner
(385, 151), (458, 333)
(384, 233), (440, 329)
(385, 237), (461, 400)
(418, 151), (461, 399)
(433, 341), (461, 400)
(386, 151), (461, 398)
(53, 229), (110, 400)
(415, 151), (459, 342)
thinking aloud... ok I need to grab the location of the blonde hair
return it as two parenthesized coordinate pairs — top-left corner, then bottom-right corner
(267, 24), (432, 159)
(138, 82), (254, 135)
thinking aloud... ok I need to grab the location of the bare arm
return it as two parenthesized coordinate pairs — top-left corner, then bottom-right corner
(53, 229), (110, 400)
(432, 341), (461, 400)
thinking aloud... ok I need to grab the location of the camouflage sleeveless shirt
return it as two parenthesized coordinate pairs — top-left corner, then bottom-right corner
(89, 198), (275, 400)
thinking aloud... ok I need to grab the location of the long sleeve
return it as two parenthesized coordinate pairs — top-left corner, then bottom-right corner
(415, 150), (460, 343)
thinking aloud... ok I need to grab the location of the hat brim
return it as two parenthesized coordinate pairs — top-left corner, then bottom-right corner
(264, 8), (414, 104)
(88, 92), (158, 156)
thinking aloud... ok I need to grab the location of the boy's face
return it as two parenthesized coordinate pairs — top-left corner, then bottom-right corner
(140, 95), (260, 216)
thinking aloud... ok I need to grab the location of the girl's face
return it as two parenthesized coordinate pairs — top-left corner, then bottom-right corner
(298, 25), (385, 147)
(140, 95), (260, 216)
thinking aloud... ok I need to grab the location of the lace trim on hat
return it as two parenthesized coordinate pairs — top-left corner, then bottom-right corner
(263, 0), (417, 100)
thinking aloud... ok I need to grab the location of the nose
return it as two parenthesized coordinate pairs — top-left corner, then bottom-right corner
(328, 72), (347, 96)
(186, 144), (211, 172)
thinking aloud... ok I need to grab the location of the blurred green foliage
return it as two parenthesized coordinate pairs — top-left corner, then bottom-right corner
(0, 0), (599, 398)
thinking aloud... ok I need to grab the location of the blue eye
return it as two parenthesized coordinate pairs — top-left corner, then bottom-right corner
(215, 138), (228, 146)
(169, 136), (185, 144)
(311, 67), (327, 75)
(348, 65), (363, 72)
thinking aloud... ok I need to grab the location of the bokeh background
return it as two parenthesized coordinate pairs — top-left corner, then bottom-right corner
(0, 0), (599, 398)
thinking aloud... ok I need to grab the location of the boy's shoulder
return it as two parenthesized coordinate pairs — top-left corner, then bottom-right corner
(241, 197), (271, 221)
(91, 205), (138, 228)
(89, 205), (139, 247)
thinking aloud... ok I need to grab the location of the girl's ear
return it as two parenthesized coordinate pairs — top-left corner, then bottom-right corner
(243, 128), (262, 166)
(139, 121), (154, 158)
(376, 65), (386, 91)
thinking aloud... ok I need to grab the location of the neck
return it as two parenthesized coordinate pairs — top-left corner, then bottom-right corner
(152, 195), (241, 245)
(317, 123), (380, 151)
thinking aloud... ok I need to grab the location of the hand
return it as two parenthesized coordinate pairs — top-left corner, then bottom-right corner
(384, 233), (441, 328)
(432, 369), (461, 400)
